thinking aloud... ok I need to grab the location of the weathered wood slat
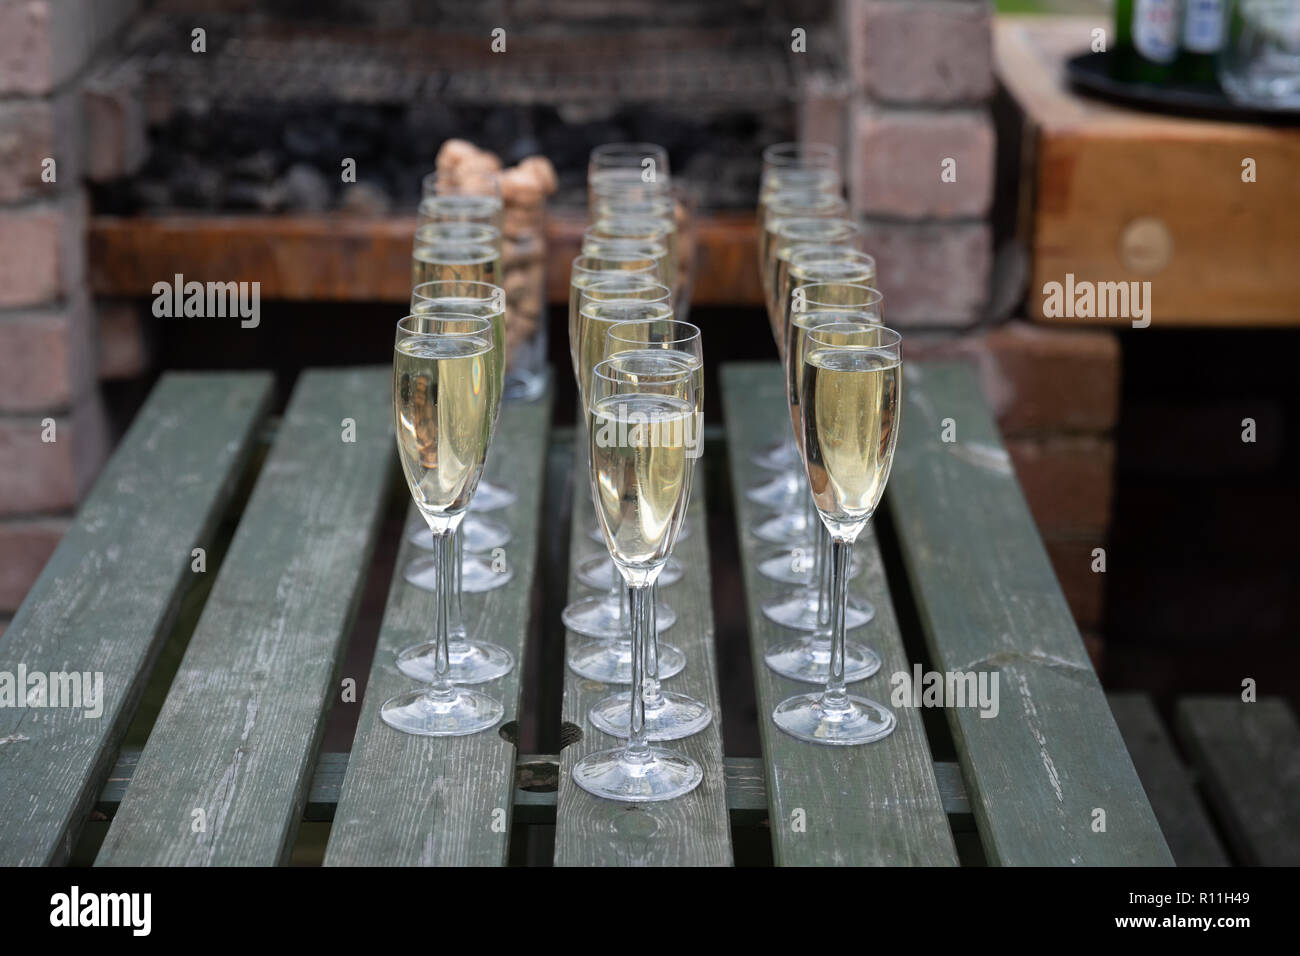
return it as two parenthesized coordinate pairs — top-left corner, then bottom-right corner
(0, 372), (273, 866)
(94, 368), (393, 866)
(886, 360), (1172, 865)
(1107, 693), (1229, 867)
(98, 750), (975, 825)
(323, 388), (552, 866)
(554, 422), (732, 866)
(720, 363), (958, 866)
(1174, 695), (1300, 866)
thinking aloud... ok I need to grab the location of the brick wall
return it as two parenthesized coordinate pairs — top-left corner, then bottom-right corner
(834, 1), (1117, 657)
(0, 0), (145, 624)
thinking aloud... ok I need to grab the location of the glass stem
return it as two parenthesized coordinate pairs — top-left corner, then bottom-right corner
(643, 579), (664, 709)
(428, 530), (456, 700)
(626, 583), (651, 758)
(815, 520), (832, 645)
(824, 536), (851, 712)
(450, 527), (467, 647)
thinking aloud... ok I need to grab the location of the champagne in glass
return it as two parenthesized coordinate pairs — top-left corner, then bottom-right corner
(568, 256), (665, 382)
(772, 323), (902, 745)
(382, 313), (505, 737)
(586, 320), (710, 741)
(571, 355), (704, 801)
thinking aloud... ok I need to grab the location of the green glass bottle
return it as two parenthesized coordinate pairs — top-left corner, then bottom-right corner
(1114, 0), (1183, 83)
(1177, 0), (1228, 86)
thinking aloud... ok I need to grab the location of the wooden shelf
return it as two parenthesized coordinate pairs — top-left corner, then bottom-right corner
(88, 210), (763, 307)
(997, 15), (1300, 326)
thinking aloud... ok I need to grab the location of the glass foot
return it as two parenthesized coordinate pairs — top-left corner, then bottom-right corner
(752, 439), (799, 472)
(772, 692), (896, 746)
(577, 554), (682, 590)
(746, 471), (802, 511)
(471, 480), (516, 513)
(562, 594), (676, 639)
(405, 553), (512, 593)
(380, 686), (503, 737)
(568, 639), (685, 684)
(754, 510), (814, 546)
(588, 690), (713, 741)
(764, 635), (881, 684)
(757, 547), (863, 585)
(571, 745), (703, 802)
(407, 514), (511, 553)
(396, 639), (514, 685)
(762, 589), (874, 632)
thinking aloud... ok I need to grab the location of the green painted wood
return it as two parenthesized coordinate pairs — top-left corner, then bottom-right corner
(554, 419), (732, 866)
(886, 360), (1172, 865)
(720, 363), (958, 866)
(1175, 695), (1300, 866)
(0, 372), (273, 866)
(1107, 693), (1230, 866)
(99, 748), (975, 829)
(94, 368), (393, 866)
(323, 388), (552, 866)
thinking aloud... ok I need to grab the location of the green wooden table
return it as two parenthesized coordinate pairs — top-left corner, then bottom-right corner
(0, 360), (1213, 866)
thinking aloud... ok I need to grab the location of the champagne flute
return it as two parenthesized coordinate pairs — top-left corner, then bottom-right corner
(751, 243), (873, 543)
(588, 215), (679, 301)
(411, 237), (501, 289)
(404, 280), (514, 592)
(580, 226), (671, 293)
(587, 318), (710, 741)
(588, 142), (671, 208)
(382, 313), (505, 736)
(567, 300), (684, 675)
(762, 281), (882, 637)
(411, 234), (514, 516)
(571, 355), (703, 800)
(747, 239), (869, 519)
(397, 287), (516, 686)
(568, 254), (665, 382)
(574, 276), (688, 547)
(567, 259), (682, 591)
(772, 322), (902, 745)
(753, 191), (848, 473)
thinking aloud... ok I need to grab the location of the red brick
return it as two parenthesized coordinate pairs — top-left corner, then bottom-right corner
(0, 517), (70, 612)
(97, 299), (149, 380)
(859, 219), (991, 326)
(1043, 535), (1107, 631)
(0, 0), (139, 96)
(0, 90), (81, 202)
(843, 0), (994, 104)
(0, 389), (109, 516)
(849, 107), (994, 219)
(906, 321), (1121, 435)
(798, 70), (848, 161)
(82, 60), (146, 182)
(0, 190), (87, 308)
(1006, 435), (1115, 536)
(0, 297), (94, 411)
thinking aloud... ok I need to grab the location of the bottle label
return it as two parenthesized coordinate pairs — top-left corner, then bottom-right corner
(1134, 0), (1180, 63)
(1183, 0), (1226, 53)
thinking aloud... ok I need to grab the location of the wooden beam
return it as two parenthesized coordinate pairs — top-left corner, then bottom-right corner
(88, 211), (762, 306)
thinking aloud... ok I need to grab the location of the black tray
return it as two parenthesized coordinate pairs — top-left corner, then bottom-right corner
(1066, 50), (1300, 124)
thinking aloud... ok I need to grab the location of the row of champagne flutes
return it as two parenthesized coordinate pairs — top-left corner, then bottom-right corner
(565, 144), (714, 802)
(381, 168), (520, 735)
(754, 142), (903, 746)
